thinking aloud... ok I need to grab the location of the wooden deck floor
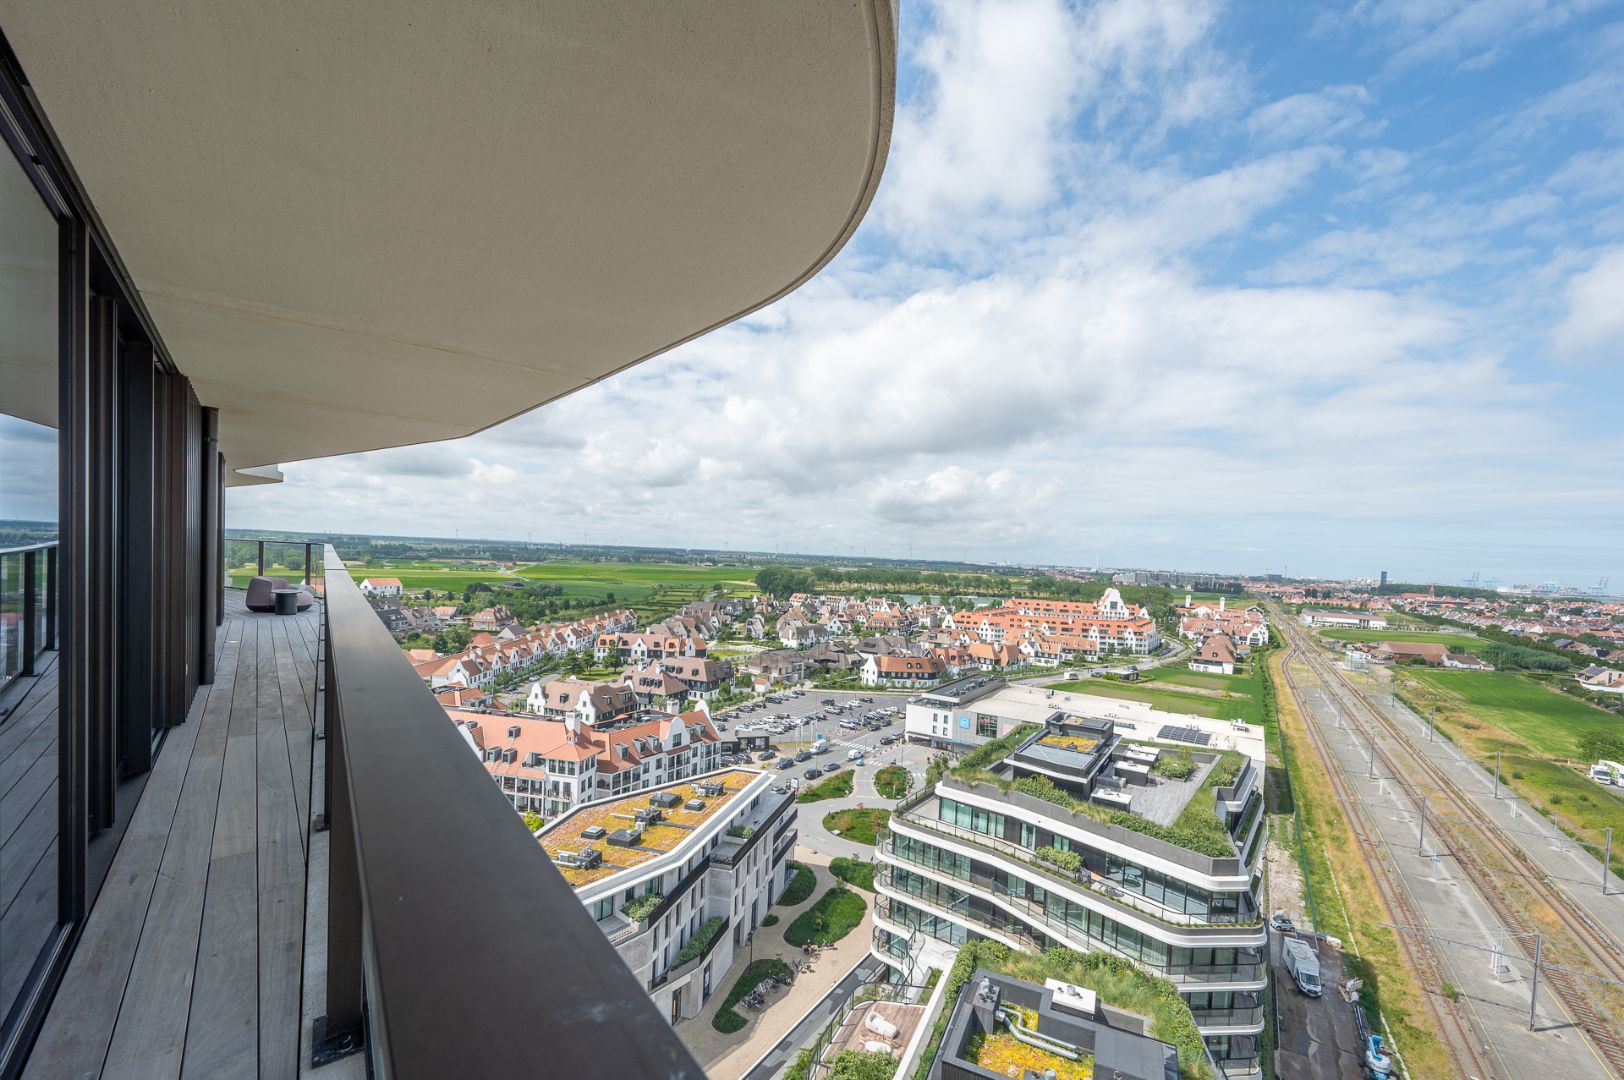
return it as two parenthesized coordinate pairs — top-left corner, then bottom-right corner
(23, 592), (320, 1080)
(1, 655), (60, 1028)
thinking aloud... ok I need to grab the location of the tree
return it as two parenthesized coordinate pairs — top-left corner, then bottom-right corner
(522, 810), (543, 832)
(567, 652), (587, 676)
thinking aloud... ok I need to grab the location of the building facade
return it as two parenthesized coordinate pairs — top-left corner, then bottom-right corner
(873, 720), (1267, 1077)
(541, 769), (798, 1025)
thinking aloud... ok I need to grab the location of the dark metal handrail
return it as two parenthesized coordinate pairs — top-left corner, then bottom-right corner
(315, 545), (703, 1076)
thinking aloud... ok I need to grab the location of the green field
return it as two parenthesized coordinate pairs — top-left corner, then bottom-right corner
(1317, 628), (1486, 651)
(1142, 669), (1253, 696)
(1403, 670), (1615, 760)
(1396, 669), (1624, 864)
(1052, 661), (1267, 726)
(228, 557), (758, 620)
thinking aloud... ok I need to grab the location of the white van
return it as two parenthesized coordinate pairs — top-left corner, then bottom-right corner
(847, 748), (863, 761)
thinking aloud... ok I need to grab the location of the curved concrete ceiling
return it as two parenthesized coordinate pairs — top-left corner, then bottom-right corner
(1, 1), (895, 484)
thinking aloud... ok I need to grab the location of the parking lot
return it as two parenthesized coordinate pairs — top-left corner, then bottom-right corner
(712, 689), (931, 790)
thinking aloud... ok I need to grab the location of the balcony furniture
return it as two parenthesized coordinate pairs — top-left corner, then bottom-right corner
(273, 588), (300, 615)
(246, 575), (314, 612)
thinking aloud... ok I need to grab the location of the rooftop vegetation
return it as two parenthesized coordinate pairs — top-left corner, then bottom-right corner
(540, 769), (755, 886)
(912, 941), (1211, 1080)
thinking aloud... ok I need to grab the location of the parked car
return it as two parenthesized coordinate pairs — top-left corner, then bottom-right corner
(776, 758), (794, 770)
(1270, 914), (1296, 934)
(758, 750), (777, 762)
(880, 734), (897, 745)
(804, 767), (822, 779)
(859, 696), (874, 703)
(824, 762), (842, 773)
(795, 750), (813, 762)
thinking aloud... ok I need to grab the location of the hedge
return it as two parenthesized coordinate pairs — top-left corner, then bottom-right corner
(621, 893), (662, 921)
(778, 861), (816, 906)
(671, 916), (725, 968)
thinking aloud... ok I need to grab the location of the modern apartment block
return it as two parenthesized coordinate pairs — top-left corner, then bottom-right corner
(0, 7), (893, 1076)
(539, 768), (797, 1024)
(874, 717), (1268, 1077)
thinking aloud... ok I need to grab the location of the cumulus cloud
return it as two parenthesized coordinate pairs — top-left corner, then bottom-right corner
(1553, 246), (1624, 358)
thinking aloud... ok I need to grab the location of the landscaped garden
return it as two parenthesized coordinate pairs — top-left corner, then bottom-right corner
(967, 1027), (1092, 1080)
(712, 957), (796, 1033)
(778, 861), (816, 906)
(911, 941), (1213, 1080)
(873, 764), (912, 799)
(829, 856), (876, 891)
(797, 771), (854, 802)
(821, 807), (890, 845)
(538, 769), (755, 886)
(783, 886), (867, 947)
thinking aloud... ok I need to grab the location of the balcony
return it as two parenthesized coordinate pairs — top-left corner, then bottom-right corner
(887, 809), (1262, 930)
(17, 548), (703, 1077)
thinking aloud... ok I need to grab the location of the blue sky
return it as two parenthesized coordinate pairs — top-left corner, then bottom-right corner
(223, 0), (1624, 589)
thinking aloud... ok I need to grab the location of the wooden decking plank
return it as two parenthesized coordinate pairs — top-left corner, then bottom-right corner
(179, 618), (265, 1079)
(0, 662), (59, 772)
(24, 634), (230, 1080)
(258, 615), (306, 1079)
(1, 748), (57, 913)
(0, 837), (57, 1023)
(91, 628), (240, 1080)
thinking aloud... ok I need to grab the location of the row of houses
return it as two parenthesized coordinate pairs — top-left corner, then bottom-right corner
(410, 608), (640, 689)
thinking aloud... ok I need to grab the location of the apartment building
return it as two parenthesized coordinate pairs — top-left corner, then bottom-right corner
(452, 707), (724, 816)
(947, 590), (1162, 658)
(541, 769), (798, 1024)
(1299, 609), (1389, 629)
(862, 653), (946, 687)
(874, 718), (1267, 1077)
(0, 6), (892, 1073)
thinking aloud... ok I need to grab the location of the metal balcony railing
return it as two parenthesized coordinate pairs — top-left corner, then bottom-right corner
(313, 545), (701, 1076)
(0, 542), (57, 694)
(230, 536), (320, 585)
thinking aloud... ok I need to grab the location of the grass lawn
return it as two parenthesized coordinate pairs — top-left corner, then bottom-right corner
(783, 887), (868, 947)
(712, 958), (796, 1033)
(797, 771), (854, 802)
(778, 861), (816, 906)
(1395, 669), (1624, 856)
(829, 857), (876, 891)
(1051, 679), (1250, 722)
(1318, 628), (1486, 651)
(873, 765), (912, 799)
(821, 807), (890, 846)
(1143, 669), (1254, 696)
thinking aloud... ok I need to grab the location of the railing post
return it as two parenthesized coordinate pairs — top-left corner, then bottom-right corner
(314, 616), (367, 1065)
(44, 545), (57, 651)
(257, 539), (265, 577)
(304, 543), (313, 586)
(21, 549), (37, 675)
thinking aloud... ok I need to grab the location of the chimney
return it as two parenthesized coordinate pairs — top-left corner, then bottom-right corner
(564, 709), (579, 737)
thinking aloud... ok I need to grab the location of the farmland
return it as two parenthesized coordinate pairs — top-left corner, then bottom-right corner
(228, 555), (757, 622)
(1392, 668), (1624, 848)
(1316, 627), (1486, 651)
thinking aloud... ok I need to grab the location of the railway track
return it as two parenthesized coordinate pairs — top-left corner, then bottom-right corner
(1278, 647), (1493, 1080)
(1279, 616), (1624, 1075)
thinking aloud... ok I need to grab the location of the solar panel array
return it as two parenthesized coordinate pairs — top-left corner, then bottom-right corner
(1156, 724), (1212, 747)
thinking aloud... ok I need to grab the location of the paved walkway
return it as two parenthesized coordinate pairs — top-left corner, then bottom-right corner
(680, 855), (876, 1080)
(797, 791), (894, 862)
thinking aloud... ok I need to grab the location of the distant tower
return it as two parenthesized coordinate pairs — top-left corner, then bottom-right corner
(1379, 570), (1388, 589)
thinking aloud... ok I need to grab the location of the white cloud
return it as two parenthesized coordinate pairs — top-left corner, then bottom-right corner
(1247, 86), (1381, 146)
(1553, 246), (1624, 358)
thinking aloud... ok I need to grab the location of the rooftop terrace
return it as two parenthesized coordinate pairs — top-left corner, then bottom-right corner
(539, 767), (762, 887)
